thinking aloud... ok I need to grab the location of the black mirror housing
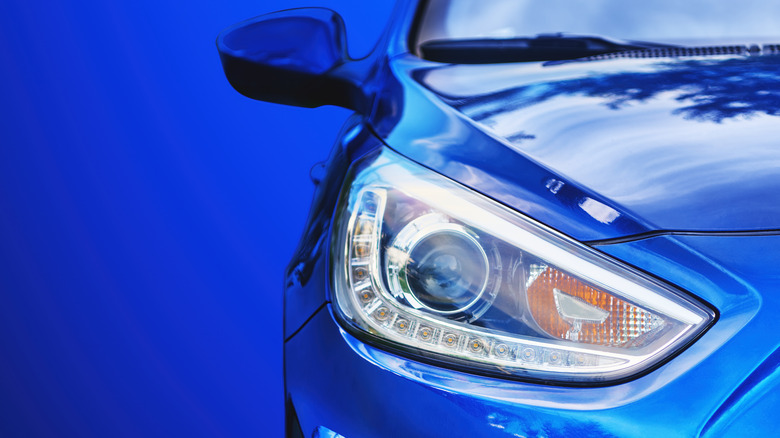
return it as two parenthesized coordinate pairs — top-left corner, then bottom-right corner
(217, 8), (368, 111)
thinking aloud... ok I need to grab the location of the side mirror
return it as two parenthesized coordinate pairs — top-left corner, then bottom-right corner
(217, 8), (368, 111)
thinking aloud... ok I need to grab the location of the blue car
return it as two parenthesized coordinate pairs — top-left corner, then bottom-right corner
(218, 1), (780, 436)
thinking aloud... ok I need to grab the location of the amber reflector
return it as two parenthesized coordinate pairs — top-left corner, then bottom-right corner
(527, 267), (663, 348)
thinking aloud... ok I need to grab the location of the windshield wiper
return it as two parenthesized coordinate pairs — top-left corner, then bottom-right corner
(419, 33), (678, 64)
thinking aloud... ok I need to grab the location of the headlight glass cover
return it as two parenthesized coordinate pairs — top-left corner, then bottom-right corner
(331, 150), (715, 384)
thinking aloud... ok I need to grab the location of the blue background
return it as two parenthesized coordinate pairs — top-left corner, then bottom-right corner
(0, 0), (394, 436)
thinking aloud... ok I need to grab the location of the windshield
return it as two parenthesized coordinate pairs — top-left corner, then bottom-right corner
(416, 0), (780, 49)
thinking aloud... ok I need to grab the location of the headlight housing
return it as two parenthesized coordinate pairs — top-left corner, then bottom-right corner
(331, 149), (715, 384)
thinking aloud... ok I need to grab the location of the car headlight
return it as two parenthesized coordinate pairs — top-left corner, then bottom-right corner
(331, 149), (715, 384)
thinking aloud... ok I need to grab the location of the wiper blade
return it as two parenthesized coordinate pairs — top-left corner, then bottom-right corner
(419, 33), (678, 64)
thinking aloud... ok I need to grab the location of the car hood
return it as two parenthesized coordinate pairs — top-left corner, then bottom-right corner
(373, 54), (780, 241)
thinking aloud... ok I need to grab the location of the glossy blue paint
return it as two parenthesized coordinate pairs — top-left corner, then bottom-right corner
(702, 347), (780, 436)
(411, 57), (780, 233)
(367, 42), (780, 240)
(212, 0), (780, 435)
(372, 54), (655, 241)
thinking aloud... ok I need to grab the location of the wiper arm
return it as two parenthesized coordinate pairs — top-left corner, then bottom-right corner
(420, 33), (679, 64)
